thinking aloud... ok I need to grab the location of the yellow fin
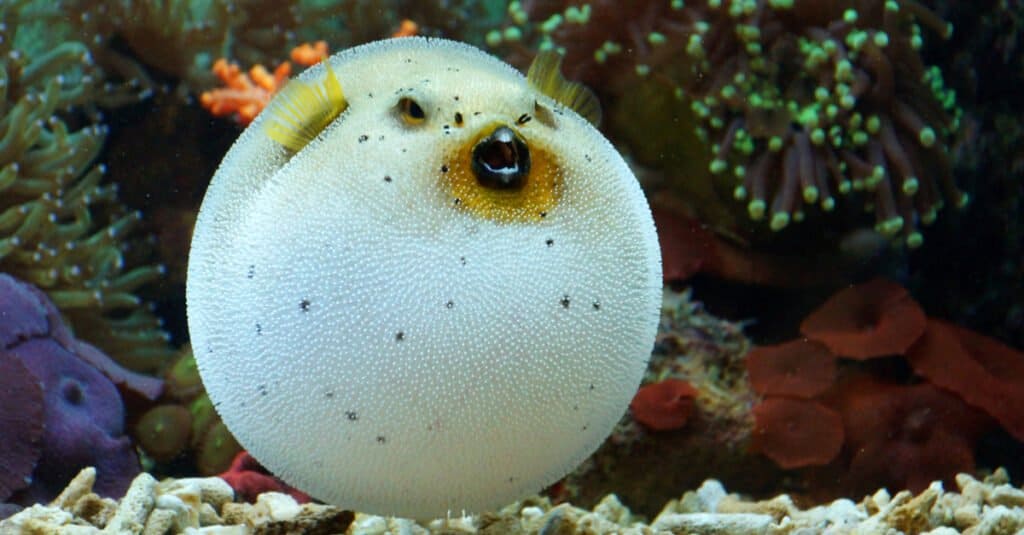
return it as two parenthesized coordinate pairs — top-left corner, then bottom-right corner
(526, 50), (601, 127)
(263, 62), (347, 152)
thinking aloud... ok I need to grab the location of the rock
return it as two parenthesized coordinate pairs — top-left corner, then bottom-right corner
(651, 512), (773, 534)
(965, 505), (1024, 535)
(4, 466), (1024, 534)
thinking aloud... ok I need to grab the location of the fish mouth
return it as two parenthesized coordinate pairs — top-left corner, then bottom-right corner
(471, 125), (531, 191)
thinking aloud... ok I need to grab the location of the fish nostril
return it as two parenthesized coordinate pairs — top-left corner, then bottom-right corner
(471, 125), (530, 190)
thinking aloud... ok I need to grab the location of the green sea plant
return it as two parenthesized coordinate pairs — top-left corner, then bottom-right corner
(0, 1), (171, 372)
(484, 0), (964, 248)
(134, 347), (243, 475)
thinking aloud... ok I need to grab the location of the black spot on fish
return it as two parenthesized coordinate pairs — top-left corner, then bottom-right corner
(376, 435), (387, 444)
(454, 112), (463, 125)
(256, 323), (262, 335)
(325, 391), (334, 399)
(300, 299), (311, 311)
(345, 411), (358, 421)
(246, 264), (255, 278)
(441, 164), (449, 173)
(545, 238), (554, 247)
(384, 175), (392, 182)
(517, 113), (531, 125)
(592, 301), (601, 310)
(560, 295), (571, 308)
(395, 331), (405, 341)
(358, 134), (368, 143)
(257, 384), (267, 396)
(445, 300), (454, 309)
(539, 211), (547, 218)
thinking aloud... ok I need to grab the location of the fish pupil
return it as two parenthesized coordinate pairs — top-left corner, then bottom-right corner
(472, 126), (530, 190)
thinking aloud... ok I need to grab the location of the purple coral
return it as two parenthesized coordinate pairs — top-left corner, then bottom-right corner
(0, 273), (158, 504)
(0, 353), (44, 501)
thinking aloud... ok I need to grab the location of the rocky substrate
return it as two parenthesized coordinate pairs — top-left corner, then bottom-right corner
(2, 467), (1022, 534)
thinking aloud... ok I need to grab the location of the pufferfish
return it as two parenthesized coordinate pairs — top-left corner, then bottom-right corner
(186, 37), (661, 519)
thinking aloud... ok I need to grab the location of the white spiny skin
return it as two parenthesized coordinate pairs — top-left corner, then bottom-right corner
(186, 37), (661, 519)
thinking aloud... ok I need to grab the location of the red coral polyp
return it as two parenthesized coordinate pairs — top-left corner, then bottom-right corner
(745, 339), (837, 398)
(906, 319), (1024, 441)
(630, 379), (698, 431)
(751, 398), (844, 469)
(800, 278), (926, 359)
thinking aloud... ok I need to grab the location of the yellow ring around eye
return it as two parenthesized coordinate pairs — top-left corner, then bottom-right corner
(399, 97), (426, 125)
(442, 123), (562, 223)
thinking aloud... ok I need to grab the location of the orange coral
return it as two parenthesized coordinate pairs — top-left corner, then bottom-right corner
(290, 41), (329, 66)
(200, 58), (291, 125)
(200, 41), (334, 126)
(392, 19), (419, 38)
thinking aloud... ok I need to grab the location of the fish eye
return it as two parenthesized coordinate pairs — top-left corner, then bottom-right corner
(471, 126), (530, 190)
(398, 97), (426, 125)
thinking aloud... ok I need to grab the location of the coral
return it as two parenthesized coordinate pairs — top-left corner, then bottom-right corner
(0, 273), (143, 504)
(195, 421), (242, 477)
(800, 277), (926, 359)
(0, 2), (172, 373)
(745, 339), (836, 398)
(751, 397), (844, 469)
(289, 40), (330, 66)
(134, 404), (192, 463)
(906, 318), (1024, 441)
(629, 378), (698, 431)
(200, 57), (292, 125)
(679, 0), (965, 247)
(217, 451), (310, 504)
(746, 279), (1022, 495)
(199, 41), (331, 126)
(133, 347), (242, 475)
(833, 375), (988, 494)
(0, 353), (45, 502)
(486, 1), (964, 249)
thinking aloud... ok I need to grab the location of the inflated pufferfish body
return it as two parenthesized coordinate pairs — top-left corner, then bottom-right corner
(186, 37), (661, 518)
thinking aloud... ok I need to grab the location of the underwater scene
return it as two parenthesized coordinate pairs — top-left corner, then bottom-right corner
(1, 0), (1023, 533)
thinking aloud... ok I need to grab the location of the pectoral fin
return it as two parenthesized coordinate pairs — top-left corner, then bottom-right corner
(526, 50), (601, 127)
(263, 62), (347, 152)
